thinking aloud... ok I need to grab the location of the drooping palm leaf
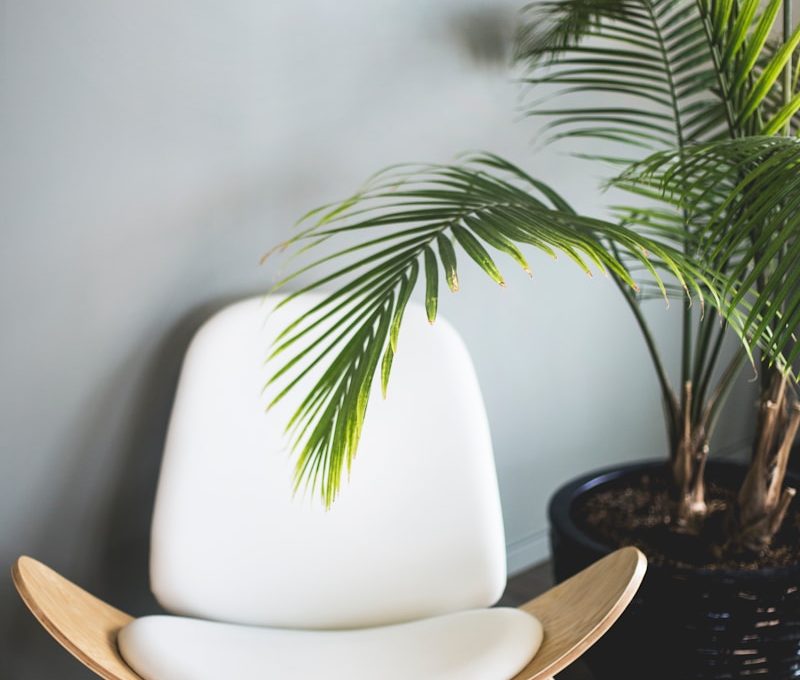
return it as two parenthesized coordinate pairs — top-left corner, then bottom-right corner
(266, 153), (717, 505)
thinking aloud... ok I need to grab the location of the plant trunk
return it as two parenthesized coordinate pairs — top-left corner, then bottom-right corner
(729, 373), (800, 553)
(671, 381), (709, 530)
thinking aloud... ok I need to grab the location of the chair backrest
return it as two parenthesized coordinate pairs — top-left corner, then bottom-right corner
(149, 295), (506, 629)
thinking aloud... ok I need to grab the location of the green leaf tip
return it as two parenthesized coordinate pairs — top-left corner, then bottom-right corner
(437, 233), (460, 292)
(380, 344), (394, 399)
(423, 246), (438, 324)
(389, 262), (418, 353)
(451, 224), (506, 286)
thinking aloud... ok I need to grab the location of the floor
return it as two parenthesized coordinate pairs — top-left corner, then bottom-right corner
(498, 562), (594, 680)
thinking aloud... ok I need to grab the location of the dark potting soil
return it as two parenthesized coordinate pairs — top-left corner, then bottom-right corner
(575, 470), (800, 571)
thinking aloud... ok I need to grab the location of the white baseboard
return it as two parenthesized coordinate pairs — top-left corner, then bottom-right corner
(506, 528), (550, 576)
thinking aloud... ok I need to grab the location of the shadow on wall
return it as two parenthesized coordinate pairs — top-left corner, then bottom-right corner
(449, 6), (517, 66)
(2, 293), (262, 679)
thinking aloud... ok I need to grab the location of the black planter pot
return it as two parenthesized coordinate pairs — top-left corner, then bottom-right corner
(549, 460), (800, 680)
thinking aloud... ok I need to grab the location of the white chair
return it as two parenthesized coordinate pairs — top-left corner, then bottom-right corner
(13, 295), (646, 680)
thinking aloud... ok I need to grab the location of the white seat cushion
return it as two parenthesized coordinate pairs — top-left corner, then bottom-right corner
(118, 608), (542, 680)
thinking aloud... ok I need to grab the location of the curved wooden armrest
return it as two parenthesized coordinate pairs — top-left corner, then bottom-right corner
(12, 556), (144, 680)
(13, 548), (645, 680)
(511, 547), (647, 680)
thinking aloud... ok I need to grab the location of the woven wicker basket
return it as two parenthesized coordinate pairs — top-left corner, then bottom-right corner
(550, 460), (800, 679)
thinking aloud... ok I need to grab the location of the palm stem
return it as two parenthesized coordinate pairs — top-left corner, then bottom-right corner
(609, 245), (678, 435)
(644, 0), (697, 405)
(691, 311), (718, 418)
(695, 320), (728, 417)
(682, 302), (693, 402)
(704, 346), (749, 440)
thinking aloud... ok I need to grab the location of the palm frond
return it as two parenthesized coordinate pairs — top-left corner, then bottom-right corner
(516, 0), (727, 153)
(267, 154), (713, 505)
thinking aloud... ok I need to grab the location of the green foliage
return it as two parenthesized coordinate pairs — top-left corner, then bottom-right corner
(515, 0), (799, 442)
(516, 0), (726, 150)
(267, 155), (709, 505)
(623, 136), (800, 367)
(268, 0), (800, 505)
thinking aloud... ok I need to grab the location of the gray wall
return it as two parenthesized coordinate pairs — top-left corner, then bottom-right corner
(1, 1), (757, 677)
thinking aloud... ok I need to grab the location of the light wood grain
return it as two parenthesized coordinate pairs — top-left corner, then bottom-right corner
(12, 556), (144, 680)
(12, 548), (645, 680)
(512, 546), (647, 680)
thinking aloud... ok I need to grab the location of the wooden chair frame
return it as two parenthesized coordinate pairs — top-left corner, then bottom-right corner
(12, 547), (645, 680)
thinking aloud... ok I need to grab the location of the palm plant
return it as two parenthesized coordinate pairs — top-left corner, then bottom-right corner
(267, 0), (800, 556)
